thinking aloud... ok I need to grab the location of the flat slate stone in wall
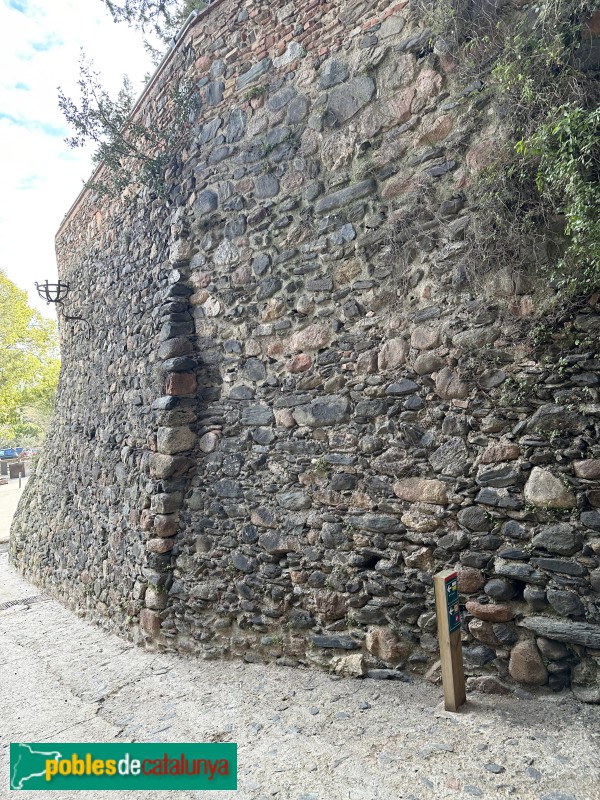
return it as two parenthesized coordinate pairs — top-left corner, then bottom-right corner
(10, 0), (600, 703)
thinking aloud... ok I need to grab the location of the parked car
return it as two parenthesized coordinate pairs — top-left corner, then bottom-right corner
(0, 447), (24, 459)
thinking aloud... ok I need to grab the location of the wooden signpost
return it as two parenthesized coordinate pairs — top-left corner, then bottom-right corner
(434, 569), (466, 712)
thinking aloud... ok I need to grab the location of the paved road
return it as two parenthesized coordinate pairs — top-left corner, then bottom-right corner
(1, 481), (599, 798)
(1, 550), (599, 800)
(0, 474), (28, 543)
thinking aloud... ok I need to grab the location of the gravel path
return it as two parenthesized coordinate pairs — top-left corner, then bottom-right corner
(0, 475), (28, 543)
(1, 550), (599, 800)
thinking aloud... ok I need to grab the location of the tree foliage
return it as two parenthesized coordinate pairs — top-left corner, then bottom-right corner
(59, 0), (205, 197)
(415, 0), (600, 297)
(0, 270), (60, 445)
(517, 104), (600, 292)
(58, 56), (165, 197)
(103, 0), (205, 48)
(58, 51), (199, 197)
(103, 0), (184, 31)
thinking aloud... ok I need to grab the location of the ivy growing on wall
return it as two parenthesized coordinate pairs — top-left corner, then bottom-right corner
(517, 103), (600, 293)
(416, 0), (600, 297)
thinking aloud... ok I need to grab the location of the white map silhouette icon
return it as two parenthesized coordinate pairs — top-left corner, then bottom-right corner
(11, 743), (63, 790)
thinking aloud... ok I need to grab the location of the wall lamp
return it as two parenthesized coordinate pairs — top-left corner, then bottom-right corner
(35, 280), (91, 338)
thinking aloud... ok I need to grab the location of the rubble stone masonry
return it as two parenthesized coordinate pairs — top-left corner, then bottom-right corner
(11, 0), (600, 702)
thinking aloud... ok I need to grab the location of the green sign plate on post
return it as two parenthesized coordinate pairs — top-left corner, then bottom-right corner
(434, 568), (466, 712)
(445, 571), (461, 633)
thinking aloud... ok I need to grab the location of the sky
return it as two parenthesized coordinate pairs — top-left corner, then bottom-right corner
(0, 0), (157, 317)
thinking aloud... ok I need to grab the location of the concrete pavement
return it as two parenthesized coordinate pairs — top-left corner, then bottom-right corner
(0, 475), (28, 543)
(2, 482), (600, 799)
(1, 548), (600, 800)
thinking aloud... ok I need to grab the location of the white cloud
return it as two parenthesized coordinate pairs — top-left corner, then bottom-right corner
(0, 0), (157, 316)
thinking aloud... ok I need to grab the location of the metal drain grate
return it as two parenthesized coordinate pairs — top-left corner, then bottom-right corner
(0, 595), (48, 610)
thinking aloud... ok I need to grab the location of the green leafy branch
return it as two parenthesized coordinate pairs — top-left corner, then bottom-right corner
(416, 0), (600, 299)
(58, 53), (200, 197)
(516, 104), (600, 292)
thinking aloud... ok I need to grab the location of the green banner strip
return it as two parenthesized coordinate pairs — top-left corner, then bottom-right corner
(10, 742), (237, 791)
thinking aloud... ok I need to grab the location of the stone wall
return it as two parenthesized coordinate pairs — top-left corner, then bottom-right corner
(11, 0), (600, 702)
